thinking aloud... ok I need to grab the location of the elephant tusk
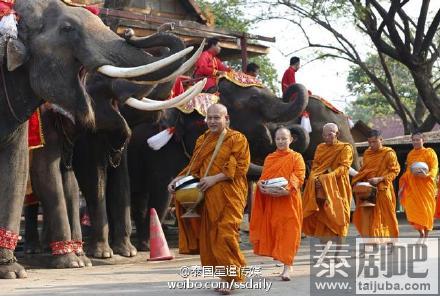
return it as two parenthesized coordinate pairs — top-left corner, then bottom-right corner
(140, 78), (205, 107)
(124, 78), (206, 111)
(130, 39), (205, 85)
(97, 46), (194, 78)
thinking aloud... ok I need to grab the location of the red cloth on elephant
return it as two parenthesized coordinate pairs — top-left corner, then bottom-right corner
(169, 76), (186, 99)
(281, 66), (296, 95)
(28, 109), (44, 149)
(194, 50), (230, 91)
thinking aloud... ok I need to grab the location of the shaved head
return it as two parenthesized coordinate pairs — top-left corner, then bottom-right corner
(323, 123), (339, 133)
(207, 103), (228, 116)
(275, 126), (291, 136)
(322, 122), (339, 145)
(206, 103), (229, 133)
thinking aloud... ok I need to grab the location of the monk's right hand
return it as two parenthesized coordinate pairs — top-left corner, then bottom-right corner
(168, 176), (183, 193)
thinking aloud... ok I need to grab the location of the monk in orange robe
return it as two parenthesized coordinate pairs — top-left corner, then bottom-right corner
(352, 130), (400, 240)
(169, 104), (250, 294)
(435, 178), (440, 219)
(302, 123), (353, 240)
(399, 133), (438, 237)
(250, 127), (305, 281)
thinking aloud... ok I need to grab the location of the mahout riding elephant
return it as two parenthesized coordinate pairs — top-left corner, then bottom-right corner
(0, 0), (202, 279)
(127, 80), (310, 250)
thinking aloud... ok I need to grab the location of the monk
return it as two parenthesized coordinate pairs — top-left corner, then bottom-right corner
(302, 123), (353, 241)
(250, 127), (305, 281)
(194, 37), (231, 91)
(168, 104), (250, 294)
(435, 178), (440, 220)
(399, 133), (438, 238)
(352, 130), (400, 240)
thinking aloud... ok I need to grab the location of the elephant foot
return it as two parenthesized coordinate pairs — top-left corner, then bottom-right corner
(136, 240), (149, 252)
(112, 239), (137, 257)
(0, 249), (27, 279)
(49, 253), (84, 269)
(88, 241), (113, 258)
(0, 262), (28, 279)
(76, 253), (92, 267)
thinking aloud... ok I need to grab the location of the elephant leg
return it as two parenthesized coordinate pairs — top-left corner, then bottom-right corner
(0, 124), (28, 279)
(131, 191), (149, 251)
(23, 201), (41, 254)
(79, 165), (112, 258)
(61, 166), (91, 267)
(74, 135), (113, 259)
(31, 143), (84, 269)
(106, 152), (137, 257)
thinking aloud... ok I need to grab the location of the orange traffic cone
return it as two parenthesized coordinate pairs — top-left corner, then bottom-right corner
(148, 208), (174, 261)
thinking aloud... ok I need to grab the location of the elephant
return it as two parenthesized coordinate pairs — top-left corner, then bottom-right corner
(0, 0), (202, 279)
(70, 34), (205, 259)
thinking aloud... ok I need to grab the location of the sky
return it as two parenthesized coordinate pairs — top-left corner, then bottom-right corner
(244, 1), (440, 111)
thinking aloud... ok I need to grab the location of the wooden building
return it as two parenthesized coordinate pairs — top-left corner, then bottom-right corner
(70, 0), (273, 66)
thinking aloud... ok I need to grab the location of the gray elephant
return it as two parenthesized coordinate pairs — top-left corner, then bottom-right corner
(0, 0), (200, 279)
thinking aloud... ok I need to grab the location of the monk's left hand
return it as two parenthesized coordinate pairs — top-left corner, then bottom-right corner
(368, 177), (384, 185)
(198, 176), (218, 192)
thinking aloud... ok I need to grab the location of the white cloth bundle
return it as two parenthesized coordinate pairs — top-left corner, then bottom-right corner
(0, 14), (17, 39)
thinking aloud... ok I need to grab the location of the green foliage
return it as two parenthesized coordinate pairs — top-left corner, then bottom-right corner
(197, 0), (252, 32)
(196, 0), (279, 93)
(345, 54), (418, 123)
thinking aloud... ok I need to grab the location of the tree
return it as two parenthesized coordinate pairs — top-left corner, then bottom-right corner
(248, 0), (440, 133)
(345, 54), (419, 122)
(196, 0), (279, 93)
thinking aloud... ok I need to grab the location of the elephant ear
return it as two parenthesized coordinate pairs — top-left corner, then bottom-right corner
(7, 38), (28, 71)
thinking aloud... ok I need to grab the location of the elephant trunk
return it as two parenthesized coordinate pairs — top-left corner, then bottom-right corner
(259, 83), (308, 123)
(287, 124), (310, 153)
(247, 163), (263, 179)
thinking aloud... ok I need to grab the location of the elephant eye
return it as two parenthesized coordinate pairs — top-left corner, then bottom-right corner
(60, 23), (75, 33)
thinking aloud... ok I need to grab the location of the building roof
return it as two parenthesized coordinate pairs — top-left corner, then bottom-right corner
(92, 0), (273, 60)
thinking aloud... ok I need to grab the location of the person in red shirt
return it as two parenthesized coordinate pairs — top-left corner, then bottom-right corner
(194, 37), (230, 91)
(281, 57), (300, 95)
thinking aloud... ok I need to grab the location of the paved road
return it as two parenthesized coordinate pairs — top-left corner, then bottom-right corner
(2, 219), (439, 296)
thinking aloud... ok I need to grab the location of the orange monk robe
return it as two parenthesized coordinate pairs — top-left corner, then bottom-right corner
(302, 141), (353, 238)
(435, 178), (440, 219)
(352, 147), (400, 238)
(250, 149), (305, 265)
(399, 147), (438, 231)
(176, 128), (250, 282)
